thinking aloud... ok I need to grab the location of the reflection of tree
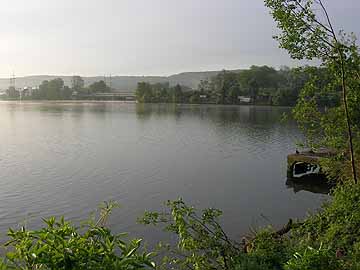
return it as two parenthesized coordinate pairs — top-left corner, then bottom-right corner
(135, 103), (183, 122)
(35, 103), (86, 122)
(135, 104), (297, 146)
(135, 103), (155, 121)
(38, 104), (67, 114)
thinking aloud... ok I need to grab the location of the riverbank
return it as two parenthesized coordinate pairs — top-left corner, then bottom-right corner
(0, 99), (136, 104)
(0, 182), (358, 269)
(0, 98), (292, 107)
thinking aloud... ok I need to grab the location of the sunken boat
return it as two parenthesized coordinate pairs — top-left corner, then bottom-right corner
(287, 149), (335, 180)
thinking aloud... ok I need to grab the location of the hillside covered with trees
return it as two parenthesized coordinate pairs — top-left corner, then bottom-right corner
(135, 65), (340, 106)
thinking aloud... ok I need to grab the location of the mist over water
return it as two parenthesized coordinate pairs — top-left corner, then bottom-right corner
(0, 102), (327, 244)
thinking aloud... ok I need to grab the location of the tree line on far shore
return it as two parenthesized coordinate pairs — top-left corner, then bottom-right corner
(3, 65), (342, 107)
(5, 76), (111, 100)
(135, 65), (341, 106)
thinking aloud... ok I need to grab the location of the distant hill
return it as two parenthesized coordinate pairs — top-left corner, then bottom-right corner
(0, 70), (243, 93)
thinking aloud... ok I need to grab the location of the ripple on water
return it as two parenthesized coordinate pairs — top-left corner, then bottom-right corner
(0, 103), (322, 243)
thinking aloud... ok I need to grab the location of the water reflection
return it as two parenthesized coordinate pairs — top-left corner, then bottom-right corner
(286, 178), (333, 195)
(135, 103), (296, 128)
(0, 102), (326, 245)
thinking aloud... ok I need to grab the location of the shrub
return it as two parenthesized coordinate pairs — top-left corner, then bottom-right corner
(139, 199), (242, 270)
(285, 245), (340, 270)
(248, 228), (292, 268)
(1, 202), (155, 270)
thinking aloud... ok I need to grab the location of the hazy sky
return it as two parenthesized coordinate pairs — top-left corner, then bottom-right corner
(1, 0), (359, 77)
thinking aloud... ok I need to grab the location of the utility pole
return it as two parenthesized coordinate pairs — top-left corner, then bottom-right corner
(9, 72), (20, 100)
(109, 74), (112, 91)
(10, 72), (15, 89)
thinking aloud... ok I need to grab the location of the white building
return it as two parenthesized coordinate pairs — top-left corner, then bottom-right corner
(238, 96), (252, 103)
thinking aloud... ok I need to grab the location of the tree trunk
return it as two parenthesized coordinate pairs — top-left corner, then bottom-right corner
(339, 50), (358, 184)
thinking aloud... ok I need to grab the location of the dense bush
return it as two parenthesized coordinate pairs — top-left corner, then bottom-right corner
(0, 202), (155, 270)
(284, 245), (341, 270)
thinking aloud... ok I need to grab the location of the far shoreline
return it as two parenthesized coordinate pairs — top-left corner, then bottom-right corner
(0, 99), (294, 108)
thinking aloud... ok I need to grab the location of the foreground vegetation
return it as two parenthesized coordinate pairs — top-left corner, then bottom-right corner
(0, 183), (359, 269)
(0, 202), (156, 270)
(139, 184), (360, 270)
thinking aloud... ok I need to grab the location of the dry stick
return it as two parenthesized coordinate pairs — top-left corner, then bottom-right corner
(318, 0), (358, 184)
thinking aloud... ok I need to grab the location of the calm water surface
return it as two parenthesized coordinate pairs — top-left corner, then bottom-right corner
(0, 101), (328, 243)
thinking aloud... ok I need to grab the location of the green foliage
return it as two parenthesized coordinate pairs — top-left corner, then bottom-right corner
(17, 77), (113, 100)
(209, 65), (337, 106)
(32, 78), (69, 100)
(172, 84), (183, 103)
(234, 183), (360, 269)
(295, 183), (360, 252)
(140, 199), (241, 270)
(138, 183), (360, 269)
(1, 201), (155, 270)
(248, 229), (292, 267)
(285, 245), (340, 270)
(233, 254), (279, 270)
(265, 0), (360, 183)
(88, 80), (111, 93)
(6, 87), (19, 99)
(0, 259), (8, 270)
(232, 229), (291, 270)
(281, 183), (360, 269)
(264, 0), (332, 61)
(71, 76), (85, 92)
(135, 65), (335, 106)
(135, 82), (189, 104)
(1, 186), (360, 269)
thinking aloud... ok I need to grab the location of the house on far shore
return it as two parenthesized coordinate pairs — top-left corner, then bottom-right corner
(22, 87), (30, 97)
(21, 86), (39, 97)
(238, 96), (252, 104)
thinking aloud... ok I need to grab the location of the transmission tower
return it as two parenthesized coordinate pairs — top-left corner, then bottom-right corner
(10, 72), (15, 89)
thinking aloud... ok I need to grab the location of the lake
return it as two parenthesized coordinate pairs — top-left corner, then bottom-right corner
(0, 101), (328, 244)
